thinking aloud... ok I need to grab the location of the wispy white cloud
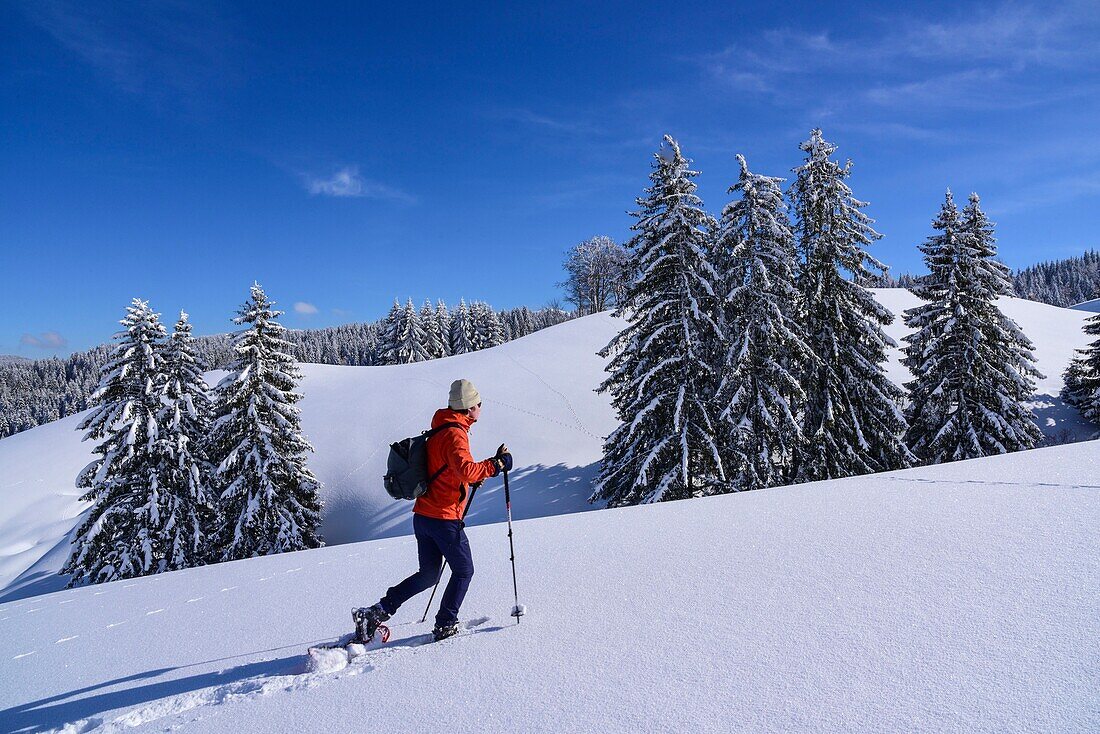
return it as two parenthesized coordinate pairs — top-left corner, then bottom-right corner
(20, 331), (68, 350)
(987, 172), (1100, 215)
(294, 302), (319, 315)
(694, 1), (1100, 113)
(489, 108), (602, 135)
(304, 166), (416, 204)
(21, 0), (239, 98)
(863, 69), (1009, 110)
(829, 121), (946, 142)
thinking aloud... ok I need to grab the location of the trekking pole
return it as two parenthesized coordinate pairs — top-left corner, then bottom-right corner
(419, 482), (480, 624)
(504, 468), (525, 623)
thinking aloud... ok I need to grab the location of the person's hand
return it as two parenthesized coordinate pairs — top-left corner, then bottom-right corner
(493, 444), (513, 474)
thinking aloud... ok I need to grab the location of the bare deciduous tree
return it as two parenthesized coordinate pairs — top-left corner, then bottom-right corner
(559, 236), (633, 314)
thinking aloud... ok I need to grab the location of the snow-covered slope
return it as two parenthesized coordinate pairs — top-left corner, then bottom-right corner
(1, 441), (1097, 733)
(0, 313), (621, 602)
(1071, 297), (1100, 313)
(0, 292), (1094, 604)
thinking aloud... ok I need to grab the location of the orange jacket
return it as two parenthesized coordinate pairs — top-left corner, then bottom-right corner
(413, 408), (499, 521)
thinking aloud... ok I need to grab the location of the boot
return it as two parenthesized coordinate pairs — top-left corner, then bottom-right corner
(432, 620), (460, 641)
(352, 603), (390, 644)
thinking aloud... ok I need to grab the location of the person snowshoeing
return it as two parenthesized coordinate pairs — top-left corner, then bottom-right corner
(355, 378), (513, 642)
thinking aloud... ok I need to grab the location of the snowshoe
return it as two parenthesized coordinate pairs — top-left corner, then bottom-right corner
(352, 603), (391, 644)
(432, 621), (461, 641)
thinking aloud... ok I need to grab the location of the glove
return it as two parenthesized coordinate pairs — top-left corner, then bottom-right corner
(492, 443), (513, 474)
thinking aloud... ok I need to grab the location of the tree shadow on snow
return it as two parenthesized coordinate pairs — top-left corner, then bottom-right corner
(1030, 392), (1098, 444)
(323, 461), (604, 544)
(464, 462), (606, 527)
(0, 646), (306, 734)
(0, 534), (73, 604)
(0, 567), (68, 604)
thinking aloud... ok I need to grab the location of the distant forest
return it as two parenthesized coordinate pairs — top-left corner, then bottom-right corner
(3, 249), (1098, 441)
(0, 301), (572, 440)
(863, 249), (1100, 307)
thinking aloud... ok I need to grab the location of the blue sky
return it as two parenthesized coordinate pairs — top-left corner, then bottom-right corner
(2, 0), (1098, 357)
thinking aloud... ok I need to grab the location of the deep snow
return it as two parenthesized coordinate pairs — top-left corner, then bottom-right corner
(0, 292), (1095, 603)
(0, 441), (1096, 733)
(0, 291), (1098, 732)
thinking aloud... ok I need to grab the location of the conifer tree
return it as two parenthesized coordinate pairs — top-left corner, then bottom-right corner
(208, 284), (323, 561)
(518, 306), (536, 338)
(592, 135), (725, 506)
(1063, 311), (1100, 426)
(713, 155), (813, 490)
(379, 300), (402, 364)
(435, 300), (452, 358)
(450, 299), (476, 355)
(156, 311), (216, 569)
(789, 129), (912, 481)
(382, 298), (431, 364)
(62, 299), (172, 585)
(420, 299), (445, 360)
(903, 192), (1043, 461)
(470, 301), (505, 351)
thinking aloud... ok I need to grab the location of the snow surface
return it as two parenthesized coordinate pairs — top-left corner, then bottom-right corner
(1071, 297), (1100, 313)
(0, 441), (1096, 732)
(0, 293), (1097, 732)
(0, 293), (1094, 603)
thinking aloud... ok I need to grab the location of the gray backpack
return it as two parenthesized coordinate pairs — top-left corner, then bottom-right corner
(383, 422), (462, 500)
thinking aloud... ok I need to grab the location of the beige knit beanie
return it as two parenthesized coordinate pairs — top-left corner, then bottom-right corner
(448, 379), (481, 410)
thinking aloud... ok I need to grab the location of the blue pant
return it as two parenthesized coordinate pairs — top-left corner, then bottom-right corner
(380, 513), (474, 627)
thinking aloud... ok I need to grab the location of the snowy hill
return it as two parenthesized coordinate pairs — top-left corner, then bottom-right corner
(1071, 298), (1100, 313)
(0, 313), (621, 603)
(1, 440), (1096, 733)
(0, 291), (1094, 604)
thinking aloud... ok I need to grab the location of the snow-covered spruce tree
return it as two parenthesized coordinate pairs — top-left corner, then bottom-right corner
(450, 298), (476, 355)
(379, 300), (402, 364)
(592, 135), (726, 506)
(382, 298), (431, 364)
(155, 311), (216, 569)
(470, 301), (505, 351)
(435, 300), (452, 358)
(62, 299), (172, 586)
(208, 284), (323, 561)
(517, 306), (536, 338)
(955, 192), (1044, 450)
(713, 155), (813, 491)
(789, 129), (912, 481)
(1063, 311), (1100, 426)
(903, 192), (1042, 462)
(420, 299), (445, 360)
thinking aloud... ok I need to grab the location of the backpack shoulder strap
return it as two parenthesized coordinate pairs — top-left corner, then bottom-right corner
(423, 421), (464, 439)
(423, 422), (464, 489)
